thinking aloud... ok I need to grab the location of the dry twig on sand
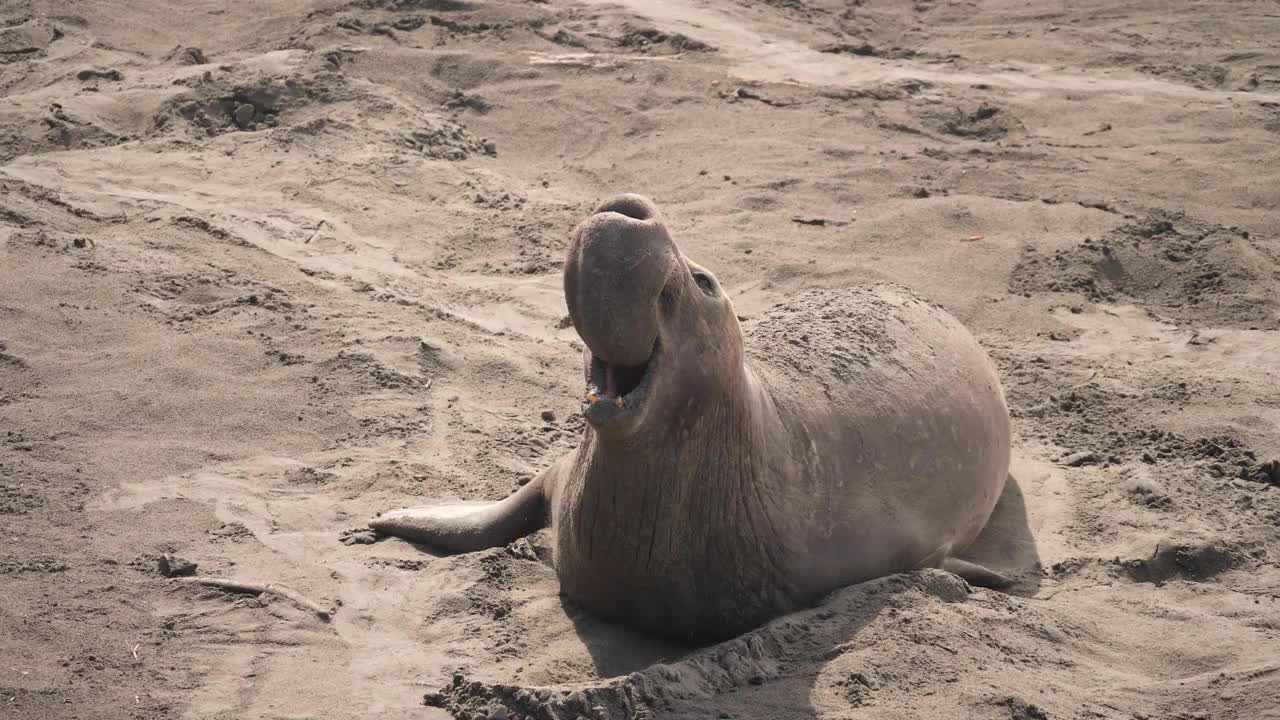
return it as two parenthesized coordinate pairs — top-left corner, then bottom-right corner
(173, 577), (332, 622)
(304, 219), (326, 244)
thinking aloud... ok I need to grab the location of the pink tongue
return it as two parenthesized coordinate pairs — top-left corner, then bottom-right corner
(602, 364), (619, 398)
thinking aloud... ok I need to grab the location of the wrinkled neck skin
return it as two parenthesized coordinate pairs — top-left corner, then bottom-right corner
(552, 362), (804, 642)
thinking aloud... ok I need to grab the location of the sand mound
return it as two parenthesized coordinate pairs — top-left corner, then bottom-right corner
(928, 102), (1024, 141)
(157, 74), (347, 135)
(430, 571), (971, 720)
(1011, 211), (1280, 329)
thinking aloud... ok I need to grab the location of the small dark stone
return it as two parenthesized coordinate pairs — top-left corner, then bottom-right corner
(998, 696), (1049, 720)
(1061, 451), (1099, 467)
(181, 47), (209, 65)
(540, 410), (556, 422)
(1255, 459), (1279, 486)
(233, 103), (256, 129)
(157, 554), (197, 577)
(76, 68), (123, 81)
(423, 691), (447, 708)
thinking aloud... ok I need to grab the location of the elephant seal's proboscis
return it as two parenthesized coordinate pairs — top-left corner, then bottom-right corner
(366, 194), (1012, 643)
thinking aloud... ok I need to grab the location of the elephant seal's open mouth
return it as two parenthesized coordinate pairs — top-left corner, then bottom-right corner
(582, 341), (658, 425)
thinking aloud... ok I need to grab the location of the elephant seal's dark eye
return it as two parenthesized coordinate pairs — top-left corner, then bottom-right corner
(693, 271), (715, 294)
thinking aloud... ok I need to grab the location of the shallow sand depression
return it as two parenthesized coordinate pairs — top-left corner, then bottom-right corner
(1, 1), (1279, 719)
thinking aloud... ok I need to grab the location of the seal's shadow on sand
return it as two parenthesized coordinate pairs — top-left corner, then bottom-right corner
(958, 472), (1043, 597)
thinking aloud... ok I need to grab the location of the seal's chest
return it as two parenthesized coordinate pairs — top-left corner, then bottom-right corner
(551, 517), (794, 641)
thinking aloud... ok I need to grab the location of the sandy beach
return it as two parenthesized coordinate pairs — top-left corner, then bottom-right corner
(2, 0), (1279, 718)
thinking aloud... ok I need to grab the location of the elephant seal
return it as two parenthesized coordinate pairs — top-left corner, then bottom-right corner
(368, 194), (1012, 643)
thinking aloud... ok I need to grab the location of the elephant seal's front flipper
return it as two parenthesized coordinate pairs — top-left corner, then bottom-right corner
(369, 472), (549, 553)
(940, 557), (1013, 589)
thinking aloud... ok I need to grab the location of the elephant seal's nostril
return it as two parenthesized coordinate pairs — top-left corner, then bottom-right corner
(563, 197), (677, 369)
(592, 193), (660, 222)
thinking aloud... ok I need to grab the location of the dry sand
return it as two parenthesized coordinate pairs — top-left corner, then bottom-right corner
(2, 0), (1280, 718)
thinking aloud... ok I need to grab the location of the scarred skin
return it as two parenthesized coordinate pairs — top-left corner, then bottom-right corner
(366, 194), (1012, 643)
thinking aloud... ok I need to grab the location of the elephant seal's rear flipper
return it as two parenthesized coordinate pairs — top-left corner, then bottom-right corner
(369, 473), (548, 553)
(941, 557), (1013, 589)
